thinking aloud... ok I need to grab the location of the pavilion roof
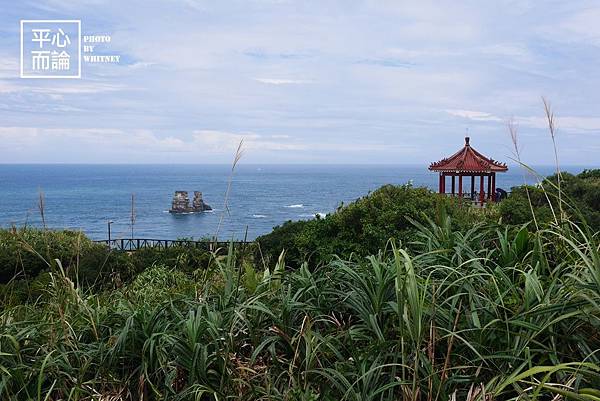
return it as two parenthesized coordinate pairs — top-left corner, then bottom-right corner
(429, 137), (508, 173)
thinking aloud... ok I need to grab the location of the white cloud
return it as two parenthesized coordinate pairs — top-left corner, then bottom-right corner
(0, 126), (307, 158)
(446, 109), (502, 122)
(0, 81), (22, 93)
(0, 81), (129, 95)
(446, 109), (600, 133)
(517, 116), (600, 132)
(477, 43), (532, 61)
(192, 130), (306, 151)
(555, 6), (600, 45)
(0, 126), (412, 163)
(0, 127), (187, 154)
(1, 1), (600, 164)
(29, 83), (130, 94)
(254, 78), (312, 85)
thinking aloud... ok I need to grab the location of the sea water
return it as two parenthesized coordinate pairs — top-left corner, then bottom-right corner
(0, 164), (587, 240)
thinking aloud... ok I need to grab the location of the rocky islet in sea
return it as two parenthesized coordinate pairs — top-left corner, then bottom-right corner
(169, 191), (212, 213)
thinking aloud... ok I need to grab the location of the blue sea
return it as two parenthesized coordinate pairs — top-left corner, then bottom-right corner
(0, 164), (588, 241)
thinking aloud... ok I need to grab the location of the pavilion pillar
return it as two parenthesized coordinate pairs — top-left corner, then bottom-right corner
(458, 175), (463, 198)
(491, 173), (496, 201)
(479, 175), (485, 205)
(451, 175), (455, 195)
(487, 174), (492, 201)
(438, 174), (443, 194)
(471, 175), (475, 200)
(441, 174), (446, 194)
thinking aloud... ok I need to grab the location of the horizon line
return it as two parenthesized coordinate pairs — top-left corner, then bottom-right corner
(0, 162), (598, 168)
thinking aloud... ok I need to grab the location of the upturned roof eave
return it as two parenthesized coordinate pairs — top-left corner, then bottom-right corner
(428, 166), (508, 173)
(429, 137), (508, 173)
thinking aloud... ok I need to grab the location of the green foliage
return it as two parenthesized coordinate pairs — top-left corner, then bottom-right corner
(1, 171), (599, 400)
(257, 184), (495, 266)
(0, 229), (223, 305)
(123, 265), (196, 307)
(0, 228), (101, 283)
(2, 218), (599, 400)
(130, 246), (214, 275)
(499, 169), (600, 227)
(0, 228), (132, 305)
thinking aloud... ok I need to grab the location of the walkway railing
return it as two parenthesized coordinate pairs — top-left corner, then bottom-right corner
(94, 238), (251, 252)
(440, 191), (511, 203)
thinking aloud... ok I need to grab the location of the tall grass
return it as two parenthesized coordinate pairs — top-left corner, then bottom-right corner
(1, 215), (599, 400)
(215, 139), (244, 241)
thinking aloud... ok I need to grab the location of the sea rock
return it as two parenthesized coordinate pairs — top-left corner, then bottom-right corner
(169, 191), (212, 213)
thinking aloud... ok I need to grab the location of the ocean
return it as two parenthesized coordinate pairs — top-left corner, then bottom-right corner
(0, 164), (587, 241)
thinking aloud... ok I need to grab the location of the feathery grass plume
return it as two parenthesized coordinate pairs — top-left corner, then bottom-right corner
(37, 189), (46, 230)
(543, 97), (566, 222)
(508, 114), (560, 227)
(215, 139), (244, 242)
(507, 117), (539, 230)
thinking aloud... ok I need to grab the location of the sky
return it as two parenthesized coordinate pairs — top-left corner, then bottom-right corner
(0, 0), (599, 165)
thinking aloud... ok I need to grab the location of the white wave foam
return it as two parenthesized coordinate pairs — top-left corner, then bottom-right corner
(316, 212), (326, 218)
(252, 214), (267, 218)
(286, 204), (304, 208)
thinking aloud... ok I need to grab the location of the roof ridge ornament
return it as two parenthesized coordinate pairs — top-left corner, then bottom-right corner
(465, 136), (470, 146)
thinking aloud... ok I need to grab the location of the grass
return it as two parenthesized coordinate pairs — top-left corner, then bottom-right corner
(1, 215), (599, 400)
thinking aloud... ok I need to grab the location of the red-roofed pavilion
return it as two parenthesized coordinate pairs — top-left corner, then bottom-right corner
(429, 137), (508, 204)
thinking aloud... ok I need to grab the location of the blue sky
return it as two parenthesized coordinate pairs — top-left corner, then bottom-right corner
(1, 0), (599, 165)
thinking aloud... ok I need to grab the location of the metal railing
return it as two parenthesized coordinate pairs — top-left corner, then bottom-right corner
(94, 238), (251, 252)
(440, 191), (511, 202)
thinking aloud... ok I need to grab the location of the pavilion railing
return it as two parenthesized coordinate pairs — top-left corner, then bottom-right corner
(440, 191), (511, 203)
(94, 238), (251, 252)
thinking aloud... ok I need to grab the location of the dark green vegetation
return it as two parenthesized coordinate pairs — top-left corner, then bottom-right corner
(257, 184), (496, 266)
(259, 171), (600, 266)
(1, 172), (600, 400)
(498, 169), (600, 227)
(0, 230), (217, 305)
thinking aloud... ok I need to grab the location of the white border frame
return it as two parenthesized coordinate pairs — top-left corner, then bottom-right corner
(20, 19), (81, 79)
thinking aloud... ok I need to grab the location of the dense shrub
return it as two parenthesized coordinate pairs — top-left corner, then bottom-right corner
(257, 184), (496, 266)
(499, 169), (600, 227)
(0, 228), (129, 284)
(0, 229), (225, 305)
(122, 265), (197, 307)
(131, 246), (214, 275)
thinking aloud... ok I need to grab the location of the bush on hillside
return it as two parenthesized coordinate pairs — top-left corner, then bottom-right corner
(499, 169), (600, 227)
(0, 229), (226, 305)
(0, 228), (128, 284)
(257, 184), (494, 266)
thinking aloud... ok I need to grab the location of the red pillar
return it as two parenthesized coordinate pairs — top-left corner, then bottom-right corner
(438, 174), (443, 194)
(479, 175), (485, 205)
(441, 174), (446, 194)
(451, 175), (455, 195)
(491, 173), (496, 201)
(471, 175), (475, 199)
(458, 175), (463, 198)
